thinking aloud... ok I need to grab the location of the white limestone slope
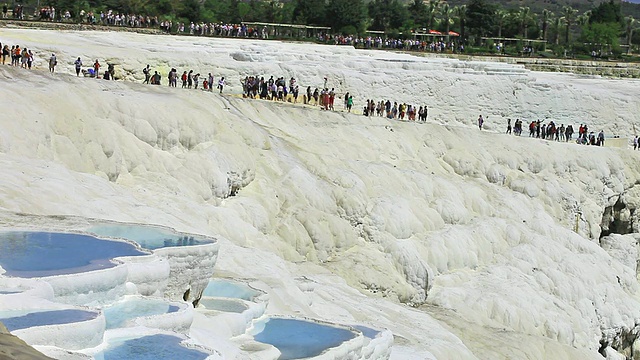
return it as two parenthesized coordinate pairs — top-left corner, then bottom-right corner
(0, 28), (639, 359)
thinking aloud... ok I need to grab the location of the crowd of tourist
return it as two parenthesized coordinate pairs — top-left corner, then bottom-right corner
(0, 42), (34, 68)
(329, 35), (463, 53)
(3, 35), (633, 149)
(234, 74), (430, 122)
(2, 5), (468, 55)
(499, 117), (607, 146)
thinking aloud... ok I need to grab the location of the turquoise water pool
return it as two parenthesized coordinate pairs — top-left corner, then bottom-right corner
(104, 298), (180, 329)
(201, 279), (261, 301)
(88, 224), (213, 250)
(0, 309), (99, 331)
(93, 334), (210, 360)
(253, 318), (356, 359)
(353, 325), (380, 339)
(0, 232), (146, 278)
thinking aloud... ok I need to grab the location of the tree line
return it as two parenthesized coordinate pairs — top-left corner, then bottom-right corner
(21, 0), (640, 54)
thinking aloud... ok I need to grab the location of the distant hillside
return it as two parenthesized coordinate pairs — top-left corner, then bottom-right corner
(445, 0), (640, 19)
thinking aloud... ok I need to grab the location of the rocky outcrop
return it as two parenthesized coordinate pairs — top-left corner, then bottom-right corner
(0, 322), (53, 360)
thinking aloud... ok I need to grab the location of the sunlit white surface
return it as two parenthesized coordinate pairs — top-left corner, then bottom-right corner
(0, 27), (638, 359)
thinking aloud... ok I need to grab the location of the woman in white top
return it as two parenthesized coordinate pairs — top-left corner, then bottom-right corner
(218, 77), (225, 94)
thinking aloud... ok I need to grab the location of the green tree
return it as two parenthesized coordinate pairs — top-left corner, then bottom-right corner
(439, 2), (454, 40)
(581, 22), (620, 49)
(425, 0), (440, 29)
(292, 0), (326, 25)
(177, 0), (203, 22)
(551, 16), (563, 45)
(454, 5), (467, 41)
(517, 7), (534, 38)
(541, 9), (552, 41)
(625, 15), (636, 53)
(368, 0), (408, 32)
(577, 10), (592, 27)
(495, 8), (508, 38)
(237, 2), (250, 21)
(119, 0), (149, 14)
(561, 6), (578, 44)
(408, 0), (427, 29)
(589, 0), (621, 24)
(466, 0), (496, 44)
(326, 0), (367, 34)
(156, 0), (176, 16)
(278, 1), (295, 24)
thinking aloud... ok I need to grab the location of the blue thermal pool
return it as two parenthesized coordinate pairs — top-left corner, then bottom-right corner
(93, 334), (210, 360)
(104, 298), (181, 329)
(88, 224), (214, 250)
(199, 298), (248, 313)
(0, 309), (99, 331)
(0, 232), (147, 278)
(202, 279), (261, 301)
(253, 318), (357, 359)
(353, 325), (380, 339)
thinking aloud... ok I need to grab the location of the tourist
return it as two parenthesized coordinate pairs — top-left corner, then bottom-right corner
(143, 64), (150, 84)
(293, 85), (299, 103)
(218, 77), (225, 93)
(93, 59), (100, 79)
(597, 130), (605, 146)
(329, 88), (335, 110)
(565, 124), (574, 142)
(20, 48), (29, 69)
(107, 63), (115, 80)
(151, 71), (161, 85)
(478, 115), (484, 130)
(170, 68), (178, 87)
(634, 136), (638, 150)
(49, 53), (57, 73)
(1, 45), (8, 64)
(74, 57), (82, 76)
